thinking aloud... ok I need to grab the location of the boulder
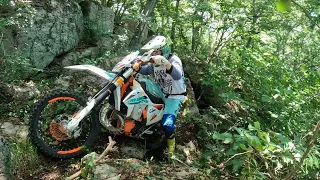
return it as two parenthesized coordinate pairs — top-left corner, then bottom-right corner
(80, 1), (114, 39)
(0, 1), (117, 79)
(61, 52), (79, 67)
(54, 75), (72, 89)
(0, 0), (84, 75)
(103, 56), (126, 70)
(9, 82), (40, 102)
(59, 46), (100, 68)
(97, 36), (114, 53)
(94, 164), (120, 180)
(77, 1), (115, 55)
(0, 84), (13, 103)
(0, 136), (12, 180)
(175, 168), (198, 180)
(78, 47), (100, 59)
(0, 122), (28, 139)
(0, 136), (5, 179)
(181, 78), (200, 117)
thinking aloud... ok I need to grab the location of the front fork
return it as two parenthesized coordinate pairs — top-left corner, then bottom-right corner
(66, 83), (116, 132)
(66, 63), (141, 133)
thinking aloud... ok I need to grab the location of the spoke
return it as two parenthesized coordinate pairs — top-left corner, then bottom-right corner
(38, 99), (92, 151)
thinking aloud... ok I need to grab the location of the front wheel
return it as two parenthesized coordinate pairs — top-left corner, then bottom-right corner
(29, 90), (100, 159)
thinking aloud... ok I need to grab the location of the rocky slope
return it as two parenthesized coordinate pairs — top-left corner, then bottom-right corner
(0, 1), (204, 179)
(1, 0), (116, 76)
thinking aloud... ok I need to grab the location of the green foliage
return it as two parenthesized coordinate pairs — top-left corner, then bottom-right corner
(198, 122), (320, 178)
(146, 1), (320, 178)
(8, 139), (43, 178)
(0, 1), (37, 83)
(1, 0), (319, 179)
(80, 50), (122, 65)
(80, 152), (97, 179)
(0, 17), (9, 31)
(276, 0), (291, 12)
(0, 55), (38, 83)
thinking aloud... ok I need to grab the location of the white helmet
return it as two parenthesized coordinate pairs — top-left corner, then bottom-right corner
(141, 36), (172, 57)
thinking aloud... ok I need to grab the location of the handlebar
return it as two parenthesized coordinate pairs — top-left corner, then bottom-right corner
(132, 60), (144, 71)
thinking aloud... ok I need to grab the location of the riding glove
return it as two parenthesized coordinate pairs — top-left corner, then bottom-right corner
(151, 55), (170, 66)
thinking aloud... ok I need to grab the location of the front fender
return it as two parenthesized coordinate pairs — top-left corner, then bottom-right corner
(64, 65), (116, 81)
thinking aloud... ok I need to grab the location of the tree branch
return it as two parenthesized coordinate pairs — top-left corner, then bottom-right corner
(66, 136), (117, 180)
(223, 150), (253, 165)
(290, 0), (320, 28)
(284, 121), (320, 180)
(95, 136), (117, 162)
(0, 32), (3, 44)
(255, 150), (280, 180)
(115, 0), (127, 21)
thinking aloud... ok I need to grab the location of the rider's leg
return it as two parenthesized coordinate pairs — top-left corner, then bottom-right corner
(162, 98), (183, 153)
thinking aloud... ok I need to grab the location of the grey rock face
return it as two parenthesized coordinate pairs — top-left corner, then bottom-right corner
(78, 47), (100, 59)
(0, 136), (11, 180)
(28, 1), (84, 69)
(0, 122), (29, 139)
(61, 52), (79, 67)
(0, 136), (5, 180)
(80, 1), (114, 39)
(79, 1), (115, 54)
(1, 0), (83, 73)
(1, 1), (116, 78)
(9, 83), (40, 102)
(54, 75), (72, 89)
(97, 36), (114, 53)
(181, 78), (200, 117)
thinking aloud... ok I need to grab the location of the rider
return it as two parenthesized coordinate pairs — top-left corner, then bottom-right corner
(138, 36), (186, 154)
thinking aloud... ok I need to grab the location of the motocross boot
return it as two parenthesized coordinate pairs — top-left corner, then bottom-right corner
(167, 137), (175, 153)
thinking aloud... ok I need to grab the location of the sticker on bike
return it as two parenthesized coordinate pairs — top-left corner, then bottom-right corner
(127, 96), (149, 104)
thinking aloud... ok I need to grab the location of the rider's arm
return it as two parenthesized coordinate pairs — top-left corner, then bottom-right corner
(166, 56), (183, 80)
(138, 64), (154, 75)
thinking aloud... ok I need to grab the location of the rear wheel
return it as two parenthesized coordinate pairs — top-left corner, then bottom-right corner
(29, 90), (100, 159)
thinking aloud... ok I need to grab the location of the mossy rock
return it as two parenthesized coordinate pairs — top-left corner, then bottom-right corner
(180, 78), (200, 118)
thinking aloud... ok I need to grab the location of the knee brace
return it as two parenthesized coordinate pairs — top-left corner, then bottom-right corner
(162, 114), (176, 138)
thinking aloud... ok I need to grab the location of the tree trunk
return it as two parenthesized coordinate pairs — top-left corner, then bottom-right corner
(129, 0), (158, 48)
(246, 0), (259, 48)
(191, 0), (204, 53)
(191, 17), (198, 52)
(179, 27), (189, 46)
(106, 0), (114, 7)
(170, 0), (180, 51)
(115, 0), (130, 23)
(160, 12), (165, 34)
(101, 0), (107, 6)
(142, 0), (157, 17)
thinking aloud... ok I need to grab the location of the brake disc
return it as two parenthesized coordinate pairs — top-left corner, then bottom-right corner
(50, 114), (81, 140)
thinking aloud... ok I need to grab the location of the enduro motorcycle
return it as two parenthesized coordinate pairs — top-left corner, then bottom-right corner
(29, 50), (166, 159)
